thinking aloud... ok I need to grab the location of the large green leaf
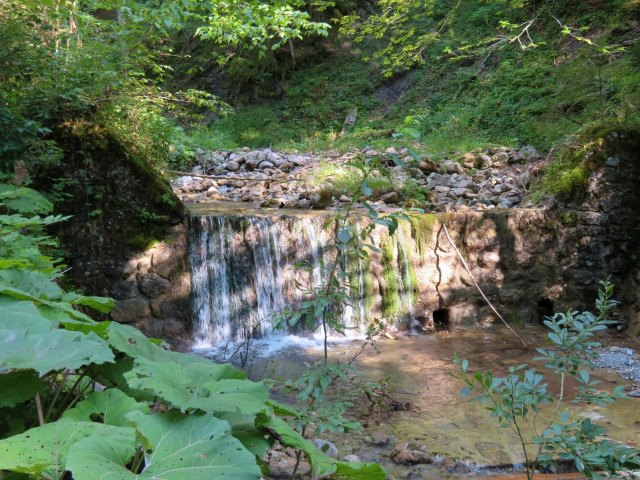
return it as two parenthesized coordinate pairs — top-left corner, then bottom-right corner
(63, 389), (150, 427)
(0, 185), (53, 214)
(0, 371), (47, 407)
(0, 297), (48, 325)
(106, 322), (210, 365)
(0, 418), (134, 478)
(63, 292), (116, 313)
(68, 412), (261, 480)
(0, 316), (114, 376)
(0, 269), (63, 302)
(124, 358), (267, 415)
(257, 412), (386, 480)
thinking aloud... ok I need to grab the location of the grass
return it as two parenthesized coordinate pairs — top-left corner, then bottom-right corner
(177, 0), (640, 166)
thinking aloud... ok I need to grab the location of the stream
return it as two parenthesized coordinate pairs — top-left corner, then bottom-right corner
(207, 325), (640, 479)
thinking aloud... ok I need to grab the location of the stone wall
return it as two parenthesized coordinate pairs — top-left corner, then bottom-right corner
(50, 128), (192, 342)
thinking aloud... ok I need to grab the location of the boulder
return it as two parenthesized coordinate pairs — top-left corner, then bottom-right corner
(310, 189), (333, 209)
(313, 439), (339, 458)
(139, 273), (172, 299)
(442, 160), (464, 174)
(391, 443), (433, 465)
(258, 160), (275, 170)
(225, 160), (240, 172)
(110, 297), (150, 323)
(381, 191), (401, 204)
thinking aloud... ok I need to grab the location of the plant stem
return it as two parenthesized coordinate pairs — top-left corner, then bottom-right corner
(35, 393), (45, 426)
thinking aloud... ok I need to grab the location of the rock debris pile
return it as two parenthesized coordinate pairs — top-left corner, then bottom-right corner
(172, 146), (544, 211)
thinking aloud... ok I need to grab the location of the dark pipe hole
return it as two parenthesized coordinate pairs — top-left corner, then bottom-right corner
(537, 299), (554, 324)
(433, 308), (450, 330)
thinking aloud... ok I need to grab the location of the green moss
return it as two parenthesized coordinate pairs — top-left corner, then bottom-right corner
(410, 214), (437, 257)
(380, 236), (400, 319)
(363, 256), (375, 317)
(529, 124), (640, 203)
(396, 228), (419, 306)
(126, 235), (160, 251)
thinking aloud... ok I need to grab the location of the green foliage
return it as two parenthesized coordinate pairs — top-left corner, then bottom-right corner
(0, 185), (386, 480)
(454, 281), (640, 479)
(380, 237), (400, 319)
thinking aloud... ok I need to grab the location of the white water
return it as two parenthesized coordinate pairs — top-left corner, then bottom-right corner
(190, 214), (370, 349)
(188, 213), (422, 350)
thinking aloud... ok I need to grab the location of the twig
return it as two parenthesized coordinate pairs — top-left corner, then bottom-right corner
(165, 170), (296, 183)
(441, 223), (529, 348)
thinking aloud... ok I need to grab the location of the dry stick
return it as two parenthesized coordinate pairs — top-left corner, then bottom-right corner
(165, 170), (295, 183)
(441, 223), (529, 349)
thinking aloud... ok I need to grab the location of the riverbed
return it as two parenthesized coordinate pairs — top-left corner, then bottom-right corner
(211, 325), (640, 479)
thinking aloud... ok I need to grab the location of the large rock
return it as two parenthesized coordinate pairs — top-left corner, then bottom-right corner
(139, 272), (172, 298)
(110, 296), (150, 323)
(391, 443), (433, 465)
(310, 189), (333, 209)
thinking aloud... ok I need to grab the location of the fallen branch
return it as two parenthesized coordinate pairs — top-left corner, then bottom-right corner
(441, 223), (529, 349)
(165, 169), (298, 183)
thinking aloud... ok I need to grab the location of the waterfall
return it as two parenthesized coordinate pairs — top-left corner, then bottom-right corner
(190, 215), (290, 347)
(189, 211), (417, 348)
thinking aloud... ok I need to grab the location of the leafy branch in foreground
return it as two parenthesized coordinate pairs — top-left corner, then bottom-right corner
(0, 183), (386, 480)
(453, 281), (640, 479)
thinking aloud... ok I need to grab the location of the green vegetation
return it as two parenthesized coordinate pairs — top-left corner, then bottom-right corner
(454, 281), (640, 479)
(0, 184), (386, 480)
(380, 236), (401, 319)
(410, 214), (438, 257)
(194, 0), (640, 159)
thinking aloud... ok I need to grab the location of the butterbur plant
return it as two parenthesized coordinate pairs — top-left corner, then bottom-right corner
(0, 184), (386, 480)
(454, 280), (640, 479)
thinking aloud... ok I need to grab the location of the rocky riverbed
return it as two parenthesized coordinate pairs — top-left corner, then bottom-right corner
(171, 146), (546, 212)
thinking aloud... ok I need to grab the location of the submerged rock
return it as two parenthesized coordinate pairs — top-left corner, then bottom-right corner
(391, 442), (433, 465)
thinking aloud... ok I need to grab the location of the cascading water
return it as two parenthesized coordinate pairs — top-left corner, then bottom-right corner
(189, 211), (417, 349)
(190, 215), (290, 347)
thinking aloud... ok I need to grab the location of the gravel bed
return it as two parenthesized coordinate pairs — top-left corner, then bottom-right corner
(593, 346), (640, 396)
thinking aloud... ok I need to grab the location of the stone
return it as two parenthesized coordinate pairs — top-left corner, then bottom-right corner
(139, 273), (172, 299)
(258, 160), (275, 170)
(310, 189), (333, 209)
(151, 242), (183, 280)
(225, 160), (240, 172)
(110, 278), (138, 300)
(313, 439), (339, 458)
(381, 191), (401, 204)
(343, 454), (361, 463)
(520, 145), (539, 160)
(391, 443), (433, 465)
(442, 160), (464, 174)
(417, 159), (438, 173)
(370, 431), (391, 446)
(426, 173), (451, 188)
(266, 450), (311, 479)
(110, 297), (150, 323)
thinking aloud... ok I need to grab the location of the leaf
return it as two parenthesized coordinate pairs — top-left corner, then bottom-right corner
(0, 185), (53, 214)
(105, 322), (209, 365)
(337, 227), (351, 243)
(66, 294), (116, 314)
(0, 316), (114, 376)
(0, 371), (47, 407)
(257, 412), (386, 479)
(360, 182), (372, 197)
(0, 419), (133, 477)
(124, 358), (268, 415)
(126, 411), (260, 480)
(63, 389), (150, 427)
